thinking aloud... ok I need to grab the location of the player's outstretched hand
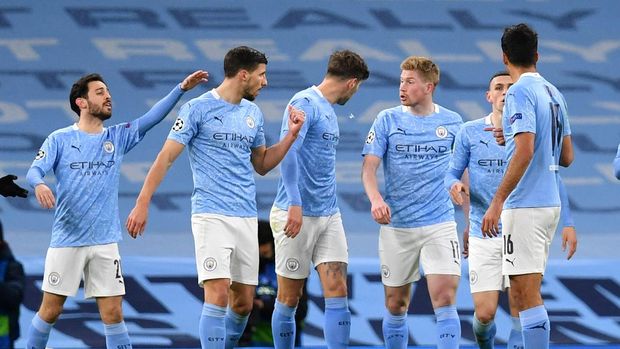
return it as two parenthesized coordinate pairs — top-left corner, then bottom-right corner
(34, 184), (55, 209)
(0, 174), (28, 198)
(126, 204), (149, 239)
(287, 105), (306, 138)
(370, 197), (391, 225)
(284, 205), (303, 238)
(481, 201), (501, 238)
(462, 226), (470, 259)
(449, 181), (469, 206)
(562, 226), (578, 260)
(180, 70), (209, 91)
(484, 126), (505, 146)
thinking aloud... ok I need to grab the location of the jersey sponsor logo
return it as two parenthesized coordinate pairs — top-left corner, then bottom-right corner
(70, 160), (115, 170)
(48, 272), (61, 287)
(71, 144), (81, 152)
(212, 115), (223, 124)
(435, 125), (448, 138)
(509, 113), (523, 124)
(322, 132), (339, 143)
(212, 133), (255, 143)
(103, 141), (114, 153)
(172, 117), (184, 132)
(246, 116), (255, 129)
(395, 144), (448, 153)
(365, 130), (375, 144)
(479, 139), (490, 147)
(35, 149), (46, 160)
(203, 257), (217, 271)
(381, 264), (390, 278)
(285, 258), (300, 272)
(477, 159), (506, 167)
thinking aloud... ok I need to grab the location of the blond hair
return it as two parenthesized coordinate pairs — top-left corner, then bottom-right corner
(400, 56), (439, 86)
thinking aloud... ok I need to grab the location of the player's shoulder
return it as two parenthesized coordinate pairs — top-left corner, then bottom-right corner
(376, 105), (404, 121)
(290, 87), (320, 107)
(462, 117), (486, 129)
(48, 124), (77, 140)
(183, 92), (219, 112)
(435, 104), (463, 123)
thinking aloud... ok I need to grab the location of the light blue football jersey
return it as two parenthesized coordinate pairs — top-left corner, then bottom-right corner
(363, 104), (463, 228)
(446, 115), (505, 238)
(503, 72), (572, 209)
(168, 89), (266, 217)
(30, 123), (140, 247)
(273, 86), (340, 216)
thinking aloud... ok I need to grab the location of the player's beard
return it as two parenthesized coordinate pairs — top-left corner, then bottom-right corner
(88, 100), (112, 121)
(242, 86), (258, 101)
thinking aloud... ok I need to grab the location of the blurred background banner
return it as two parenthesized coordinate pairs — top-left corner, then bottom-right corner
(1, 0), (619, 347)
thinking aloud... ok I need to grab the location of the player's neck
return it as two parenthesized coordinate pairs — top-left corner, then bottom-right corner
(316, 79), (342, 105)
(215, 80), (243, 105)
(509, 65), (537, 82)
(406, 100), (435, 116)
(490, 111), (502, 127)
(77, 115), (104, 134)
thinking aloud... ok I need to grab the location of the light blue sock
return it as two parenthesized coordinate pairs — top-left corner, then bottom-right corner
(272, 300), (297, 349)
(382, 311), (408, 349)
(520, 305), (550, 349)
(472, 314), (495, 349)
(507, 316), (523, 349)
(225, 307), (249, 349)
(435, 305), (461, 349)
(104, 321), (132, 349)
(200, 303), (227, 349)
(324, 297), (350, 349)
(26, 313), (53, 349)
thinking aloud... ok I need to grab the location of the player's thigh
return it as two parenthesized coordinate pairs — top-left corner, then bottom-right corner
(468, 236), (507, 294)
(270, 207), (318, 279)
(501, 207), (560, 276)
(313, 212), (348, 280)
(420, 221), (462, 277)
(42, 246), (88, 297)
(379, 225), (423, 287)
(316, 261), (348, 297)
(84, 243), (126, 298)
(230, 216), (259, 286)
(426, 274), (460, 308)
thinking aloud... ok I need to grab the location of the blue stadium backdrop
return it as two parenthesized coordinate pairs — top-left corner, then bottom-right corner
(0, 0), (619, 347)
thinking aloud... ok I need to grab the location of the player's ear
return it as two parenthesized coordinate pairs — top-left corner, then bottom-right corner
(75, 97), (87, 110)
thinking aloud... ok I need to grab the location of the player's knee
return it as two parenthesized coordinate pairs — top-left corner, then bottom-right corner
(38, 303), (63, 323)
(99, 303), (123, 324)
(278, 287), (303, 307)
(230, 297), (254, 316)
(323, 279), (347, 297)
(385, 296), (409, 314)
(475, 310), (495, 324)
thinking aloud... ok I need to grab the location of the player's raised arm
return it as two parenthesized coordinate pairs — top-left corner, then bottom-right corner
(126, 140), (185, 237)
(250, 105), (305, 175)
(135, 70), (209, 138)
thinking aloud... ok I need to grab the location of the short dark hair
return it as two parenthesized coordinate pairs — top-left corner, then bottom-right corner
(69, 73), (106, 116)
(223, 46), (268, 78)
(489, 71), (510, 85)
(326, 50), (370, 81)
(501, 23), (538, 67)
